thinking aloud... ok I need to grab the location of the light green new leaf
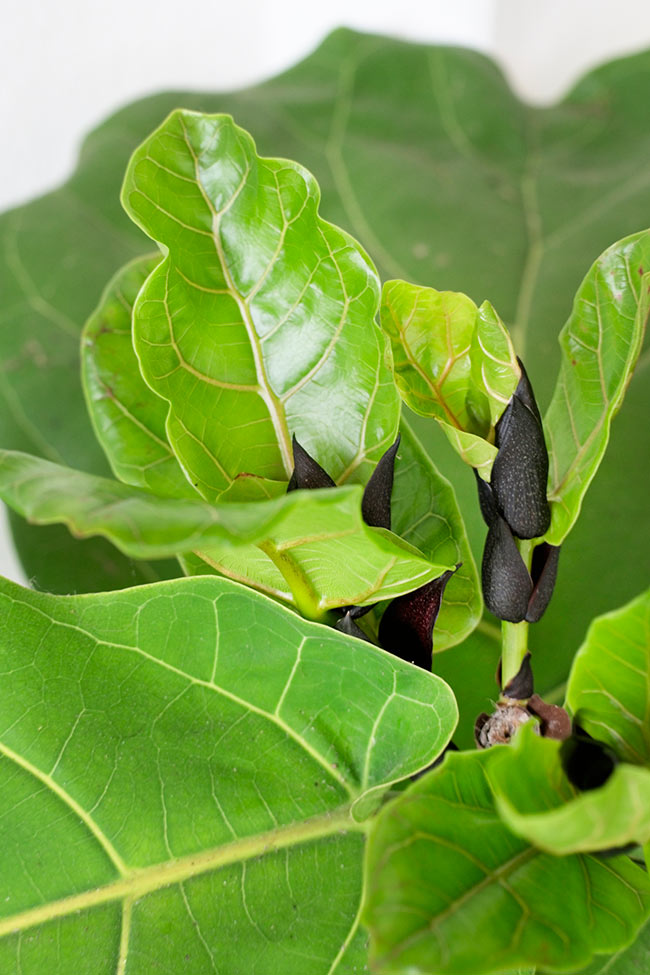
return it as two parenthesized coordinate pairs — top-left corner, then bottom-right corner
(0, 573), (458, 973)
(0, 449), (453, 613)
(364, 749), (650, 975)
(82, 254), (198, 499)
(380, 279), (519, 476)
(544, 231), (650, 545)
(566, 588), (650, 765)
(122, 109), (400, 501)
(490, 726), (650, 856)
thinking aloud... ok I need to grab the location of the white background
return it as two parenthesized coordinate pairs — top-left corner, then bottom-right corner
(2, 0), (650, 584)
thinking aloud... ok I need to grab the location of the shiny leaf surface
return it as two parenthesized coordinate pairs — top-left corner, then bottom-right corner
(0, 450), (452, 613)
(122, 109), (399, 501)
(0, 573), (458, 973)
(380, 280), (519, 474)
(364, 748), (650, 975)
(82, 254), (197, 499)
(1, 29), (650, 700)
(544, 232), (650, 544)
(566, 588), (650, 765)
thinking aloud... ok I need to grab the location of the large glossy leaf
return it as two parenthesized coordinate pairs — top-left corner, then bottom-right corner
(122, 109), (399, 500)
(566, 588), (650, 764)
(0, 449), (453, 614)
(0, 573), (458, 973)
(1, 31), (650, 684)
(81, 252), (478, 633)
(489, 726), (650, 856)
(364, 749), (650, 975)
(380, 281), (519, 477)
(544, 232), (650, 544)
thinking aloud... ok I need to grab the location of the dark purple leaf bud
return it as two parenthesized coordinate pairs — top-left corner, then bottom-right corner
(501, 651), (534, 699)
(362, 435), (400, 530)
(378, 567), (457, 671)
(287, 436), (336, 492)
(334, 611), (373, 643)
(561, 726), (618, 791)
(491, 396), (551, 539)
(525, 543), (561, 622)
(481, 516), (532, 622)
(473, 469), (498, 528)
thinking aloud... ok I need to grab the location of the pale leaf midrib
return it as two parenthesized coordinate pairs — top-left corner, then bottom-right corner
(0, 808), (365, 939)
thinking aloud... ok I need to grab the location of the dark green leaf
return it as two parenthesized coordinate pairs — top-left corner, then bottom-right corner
(364, 748), (650, 975)
(0, 573), (458, 972)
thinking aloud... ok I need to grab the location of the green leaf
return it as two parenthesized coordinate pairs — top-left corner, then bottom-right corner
(0, 573), (458, 972)
(364, 749), (650, 975)
(0, 449), (453, 614)
(566, 588), (650, 765)
(122, 109), (400, 501)
(82, 253), (198, 499)
(544, 232), (650, 545)
(380, 280), (519, 475)
(490, 726), (650, 856)
(2, 30), (650, 684)
(391, 421), (481, 650)
(80, 250), (478, 630)
(573, 914), (650, 974)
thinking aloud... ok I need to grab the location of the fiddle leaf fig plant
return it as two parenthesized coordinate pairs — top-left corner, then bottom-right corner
(1, 32), (650, 975)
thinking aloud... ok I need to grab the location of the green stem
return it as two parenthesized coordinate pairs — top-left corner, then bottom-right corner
(258, 541), (328, 623)
(500, 538), (534, 692)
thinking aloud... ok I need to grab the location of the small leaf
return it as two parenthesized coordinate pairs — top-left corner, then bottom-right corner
(0, 450), (453, 613)
(364, 749), (650, 975)
(566, 588), (650, 765)
(122, 110), (400, 501)
(489, 726), (650, 856)
(0, 573), (458, 973)
(380, 279), (519, 474)
(544, 231), (650, 545)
